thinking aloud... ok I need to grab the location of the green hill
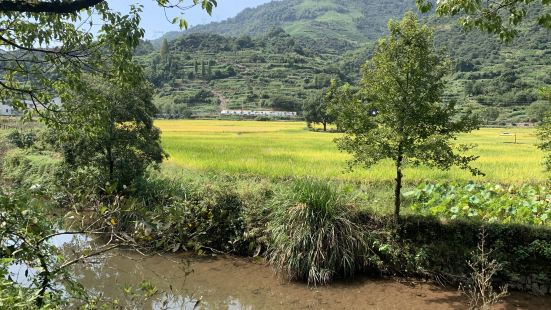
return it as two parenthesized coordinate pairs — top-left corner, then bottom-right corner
(161, 0), (415, 52)
(142, 0), (551, 124)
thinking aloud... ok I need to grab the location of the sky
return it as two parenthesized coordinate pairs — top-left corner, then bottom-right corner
(108, 0), (273, 39)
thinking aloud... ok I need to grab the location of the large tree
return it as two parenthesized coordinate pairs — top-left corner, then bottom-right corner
(416, 0), (551, 41)
(50, 75), (166, 192)
(331, 12), (482, 222)
(0, 0), (216, 117)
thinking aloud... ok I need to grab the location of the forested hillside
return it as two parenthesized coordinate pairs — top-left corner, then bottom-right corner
(142, 0), (551, 123)
(137, 30), (341, 117)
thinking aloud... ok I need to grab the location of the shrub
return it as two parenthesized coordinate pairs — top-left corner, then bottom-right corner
(268, 179), (367, 285)
(397, 216), (551, 293)
(460, 230), (509, 310)
(6, 130), (36, 149)
(255, 115), (273, 121)
(130, 175), (263, 255)
(1, 149), (59, 191)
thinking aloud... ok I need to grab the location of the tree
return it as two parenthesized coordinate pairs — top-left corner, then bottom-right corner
(201, 60), (206, 77)
(417, 0), (551, 41)
(481, 107), (500, 124)
(207, 60), (213, 78)
(0, 0), (216, 116)
(303, 90), (336, 131)
(330, 13), (482, 222)
(537, 88), (551, 171)
(160, 38), (170, 60)
(51, 75), (166, 192)
(528, 101), (551, 123)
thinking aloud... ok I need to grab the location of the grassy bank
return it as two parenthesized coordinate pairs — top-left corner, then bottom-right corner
(157, 120), (546, 184)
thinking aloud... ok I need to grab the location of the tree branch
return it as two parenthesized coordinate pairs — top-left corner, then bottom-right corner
(0, 0), (104, 14)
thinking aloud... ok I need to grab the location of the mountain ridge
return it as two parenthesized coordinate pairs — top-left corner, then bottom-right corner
(155, 0), (416, 51)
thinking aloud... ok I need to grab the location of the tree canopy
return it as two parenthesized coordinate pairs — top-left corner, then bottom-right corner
(417, 0), (551, 41)
(303, 91), (336, 131)
(50, 75), (166, 192)
(537, 88), (551, 171)
(0, 0), (216, 118)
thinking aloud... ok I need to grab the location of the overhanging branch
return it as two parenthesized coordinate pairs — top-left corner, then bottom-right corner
(0, 0), (104, 14)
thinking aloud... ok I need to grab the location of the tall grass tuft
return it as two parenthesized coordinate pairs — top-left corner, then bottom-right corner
(268, 178), (367, 285)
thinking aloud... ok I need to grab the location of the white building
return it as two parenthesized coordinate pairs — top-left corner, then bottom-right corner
(0, 103), (14, 116)
(0, 97), (62, 116)
(220, 110), (297, 117)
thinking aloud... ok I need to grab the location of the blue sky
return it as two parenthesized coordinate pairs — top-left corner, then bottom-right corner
(109, 0), (273, 39)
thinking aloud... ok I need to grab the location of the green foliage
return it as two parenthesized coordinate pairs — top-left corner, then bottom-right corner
(138, 29), (331, 116)
(4, 141), (551, 293)
(268, 178), (367, 285)
(406, 182), (551, 226)
(159, 38), (169, 60)
(528, 101), (551, 123)
(104, 173), (274, 256)
(49, 76), (166, 193)
(397, 216), (551, 290)
(0, 266), (39, 309)
(270, 95), (301, 111)
(0, 2), (145, 117)
(417, 0), (551, 41)
(332, 13), (481, 219)
(142, 179), (247, 253)
(538, 112), (551, 171)
(0, 0), (217, 120)
(6, 130), (37, 149)
(303, 91), (336, 131)
(1, 149), (59, 191)
(0, 188), (70, 309)
(185, 0), (414, 53)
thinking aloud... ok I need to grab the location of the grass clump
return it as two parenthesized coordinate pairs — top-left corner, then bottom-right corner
(268, 178), (367, 285)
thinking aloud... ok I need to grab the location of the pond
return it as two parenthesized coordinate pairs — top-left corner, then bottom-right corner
(10, 234), (551, 309)
(71, 250), (551, 309)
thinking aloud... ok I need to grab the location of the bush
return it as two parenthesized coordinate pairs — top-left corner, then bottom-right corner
(397, 216), (551, 292)
(126, 174), (274, 256)
(255, 116), (274, 121)
(268, 179), (367, 285)
(6, 130), (36, 149)
(1, 149), (59, 191)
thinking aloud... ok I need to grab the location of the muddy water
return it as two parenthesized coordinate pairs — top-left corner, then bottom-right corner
(64, 243), (551, 310)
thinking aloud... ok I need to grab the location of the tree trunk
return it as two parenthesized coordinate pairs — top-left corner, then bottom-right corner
(323, 121), (327, 132)
(107, 146), (114, 183)
(0, 0), (104, 14)
(394, 143), (404, 223)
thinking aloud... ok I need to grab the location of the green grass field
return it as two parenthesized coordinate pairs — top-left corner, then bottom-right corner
(157, 120), (547, 184)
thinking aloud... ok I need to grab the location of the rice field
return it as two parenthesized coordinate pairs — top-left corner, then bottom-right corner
(157, 120), (547, 184)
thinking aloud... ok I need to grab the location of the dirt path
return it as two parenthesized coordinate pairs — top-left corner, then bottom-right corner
(203, 84), (229, 111)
